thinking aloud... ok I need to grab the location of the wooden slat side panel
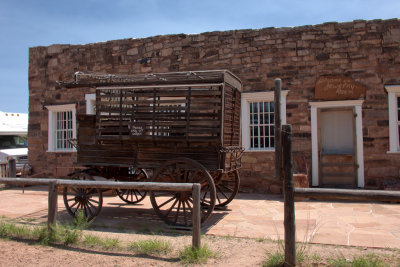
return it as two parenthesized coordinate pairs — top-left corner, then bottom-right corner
(77, 115), (96, 145)
(95, 86), (223, 143)
(223, 85), (241, 147)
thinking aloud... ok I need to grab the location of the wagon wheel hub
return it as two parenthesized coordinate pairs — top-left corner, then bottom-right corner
(75, 191), (89, 203)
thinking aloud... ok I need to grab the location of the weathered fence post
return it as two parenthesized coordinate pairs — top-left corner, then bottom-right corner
(48, 180), (58, 232)
(282, 124), (296, 266)
(8, 159), (16, 178)
(192, 183), (201, 249)
(274, 78), (282, 182)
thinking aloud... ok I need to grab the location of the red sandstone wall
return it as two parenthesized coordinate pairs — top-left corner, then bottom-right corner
(28, 19), (400, 192)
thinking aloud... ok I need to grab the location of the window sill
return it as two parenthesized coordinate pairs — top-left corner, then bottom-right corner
(46, 150), (76, 153)
(244, 149), (275, 153)
(386, 151), (400, 154)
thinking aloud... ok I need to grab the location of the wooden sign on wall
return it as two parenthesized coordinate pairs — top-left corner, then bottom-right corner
(315, 76), (366, 100)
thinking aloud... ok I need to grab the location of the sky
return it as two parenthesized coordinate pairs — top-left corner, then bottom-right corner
(0, 0), (399, 114)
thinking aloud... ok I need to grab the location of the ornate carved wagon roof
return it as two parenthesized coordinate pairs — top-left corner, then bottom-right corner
(58, 70), (242, 91)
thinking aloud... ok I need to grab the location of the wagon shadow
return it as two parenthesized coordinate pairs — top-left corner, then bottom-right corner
(58, 200), (230, 235)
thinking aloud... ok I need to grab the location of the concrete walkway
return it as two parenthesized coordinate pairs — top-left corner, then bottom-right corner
(0, 186), (399, 249)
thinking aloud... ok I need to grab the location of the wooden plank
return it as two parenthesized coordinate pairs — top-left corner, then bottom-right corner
(48, 182), (58, 232)
(294, 188), (400, 201)
(8, 159), (16, 177)
(192, 183), (201, 249)
(282, 124), (296, 267)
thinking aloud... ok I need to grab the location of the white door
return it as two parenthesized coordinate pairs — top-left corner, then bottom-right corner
(319, 108), (356, 187)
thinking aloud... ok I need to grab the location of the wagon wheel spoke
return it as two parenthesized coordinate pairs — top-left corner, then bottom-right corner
(185, 200), (192, 212)
(150, 158), (216, 227)
(174, 201), (182, 224)
(86, 203), (95, 217)
(163, 198), (179, 218)
(63, 172), (103, 222)
(215, 171), (240, 207)
(216, 191), (223, 204)
(70, 187), (80, 194)
(73, 203), (81, 215)
(117, 168), (148, 204)
(67, 199), (79, 209)
(182, 201), (188, 226)
(158, 196), (176, 209)
(216, 184), (230, 199)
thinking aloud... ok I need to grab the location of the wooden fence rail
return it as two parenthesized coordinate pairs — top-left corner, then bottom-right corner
(0, 177), (202, 249)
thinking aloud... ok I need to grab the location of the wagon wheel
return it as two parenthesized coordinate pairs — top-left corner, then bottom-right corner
(116, 168), (149, 204)
(214, 170), (240, 207)
(63, 172), (103, 222)
(150, 158), (216, 227)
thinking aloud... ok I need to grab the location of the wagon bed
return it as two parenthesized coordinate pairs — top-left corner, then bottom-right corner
(75, 70), (242, 171)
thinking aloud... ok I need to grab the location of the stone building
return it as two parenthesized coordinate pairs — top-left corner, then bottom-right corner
(28, 18), (400, 192)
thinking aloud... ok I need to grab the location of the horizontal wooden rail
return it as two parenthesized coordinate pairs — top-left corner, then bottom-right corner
(0, 178), (193, 191)
(0, 177), (201, 249)
(294, 187), (400, 202)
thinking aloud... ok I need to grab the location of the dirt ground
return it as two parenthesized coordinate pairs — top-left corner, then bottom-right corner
(0, 230), (399, 267)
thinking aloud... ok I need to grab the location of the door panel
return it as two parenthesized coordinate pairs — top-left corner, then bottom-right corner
(319, 108), (356, 188)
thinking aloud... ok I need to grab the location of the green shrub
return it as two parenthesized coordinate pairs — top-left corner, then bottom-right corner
(129, 239), (172, 255)
(179, 244), (216, 264)
(83, 234), (103, 247)
(101, 237), (121, 250)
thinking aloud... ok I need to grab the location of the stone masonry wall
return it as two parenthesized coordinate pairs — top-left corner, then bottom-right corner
(28, 19), (400, 192)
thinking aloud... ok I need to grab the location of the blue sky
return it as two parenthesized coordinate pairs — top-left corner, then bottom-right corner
(0, 0), (399, 114)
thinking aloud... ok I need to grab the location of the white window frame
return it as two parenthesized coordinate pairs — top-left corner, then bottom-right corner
(85, 93), (96, 115)
(46, 104), (77, 152)
(385, 85), (400, 153)
(241, 91), (288, 151)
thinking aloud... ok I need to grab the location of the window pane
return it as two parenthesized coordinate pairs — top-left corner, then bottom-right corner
(254, 126), (258, 137)
(271, 126), (275, 136)
(253, 114), (258, 124)
(253, 102), (258, 113)
(397, 97), (400, 108)
(254, 138), (258, 148)
(270, 113), (275, 124)
(264, 114), (269, 124)
(270, 102), (274, 112)
(260, 137), (264, 148)
(260, 126), (264, 136)
(264, 102), (269, 112)
(265, 126), (269, 136)
(270, 137), (275, 148)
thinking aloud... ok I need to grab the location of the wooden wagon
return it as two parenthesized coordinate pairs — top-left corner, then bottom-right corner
(61, 70), (243, 227)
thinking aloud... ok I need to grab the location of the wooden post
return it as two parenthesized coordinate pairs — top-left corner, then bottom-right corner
(8, 159), (16, 178)
(282, 124), (296, 266)
(192, 183), (201, 249)
(274, 79), (282, 181)
(48, 181), (58, 232)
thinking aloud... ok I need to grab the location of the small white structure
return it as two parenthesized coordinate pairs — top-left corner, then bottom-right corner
(0, 111), (28, 174)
